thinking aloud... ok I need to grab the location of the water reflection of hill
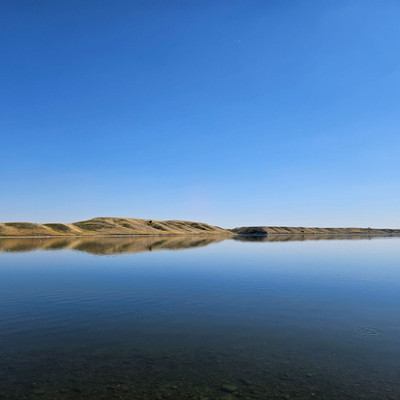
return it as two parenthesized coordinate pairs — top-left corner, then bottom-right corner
(233, 234), (399, 242)
(1, 234), (398, 255)
(0, 236), (228, 255)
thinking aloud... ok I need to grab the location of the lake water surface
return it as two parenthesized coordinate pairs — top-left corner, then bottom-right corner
(0, 235), (400, 399)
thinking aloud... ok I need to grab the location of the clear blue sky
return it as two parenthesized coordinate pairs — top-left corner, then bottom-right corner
(1, 1), (399, 228)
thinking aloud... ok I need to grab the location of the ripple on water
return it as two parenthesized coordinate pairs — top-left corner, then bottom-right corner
(354, 327), (382, 339)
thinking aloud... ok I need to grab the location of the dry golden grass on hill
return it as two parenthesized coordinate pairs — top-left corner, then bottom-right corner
(0, 217), (230, 237)
(0, 217), (399, 237)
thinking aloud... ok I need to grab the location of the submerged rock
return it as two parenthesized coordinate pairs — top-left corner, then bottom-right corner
(221, 384), (238, 393)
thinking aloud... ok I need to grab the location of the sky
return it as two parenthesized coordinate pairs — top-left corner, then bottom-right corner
(1, 0), (399, 228)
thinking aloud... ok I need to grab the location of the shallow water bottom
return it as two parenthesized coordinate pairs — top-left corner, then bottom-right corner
(2, 346), (399, 400)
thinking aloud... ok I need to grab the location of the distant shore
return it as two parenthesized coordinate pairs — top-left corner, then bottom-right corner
(231, 226), (400, 236)
(0, 217), (399, 237)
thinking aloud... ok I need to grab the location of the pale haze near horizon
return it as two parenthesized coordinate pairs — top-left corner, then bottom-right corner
(1, 1), (399, 228)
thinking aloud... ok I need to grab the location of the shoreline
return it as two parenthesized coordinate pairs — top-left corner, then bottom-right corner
(1, 232), (400, 239)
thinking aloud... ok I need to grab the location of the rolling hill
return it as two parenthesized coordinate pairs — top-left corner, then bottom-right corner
(0, 217), (230, 237)
(0, 217), (399, 237)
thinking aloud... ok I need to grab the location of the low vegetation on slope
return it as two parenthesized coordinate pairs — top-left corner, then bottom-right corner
(0, 218), (399, 237)
(0, 217), (230, 237)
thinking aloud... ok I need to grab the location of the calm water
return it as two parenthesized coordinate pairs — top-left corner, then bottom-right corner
(0, 235), (400, 399)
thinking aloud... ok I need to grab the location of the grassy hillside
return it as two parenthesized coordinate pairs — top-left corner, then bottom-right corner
(0, 217), (399, 237)
(0, 217), (230, 237)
